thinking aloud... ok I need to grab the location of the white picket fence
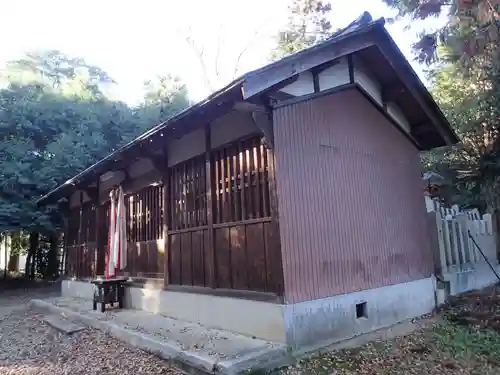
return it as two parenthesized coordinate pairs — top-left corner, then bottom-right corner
(426, 196), (498, 275)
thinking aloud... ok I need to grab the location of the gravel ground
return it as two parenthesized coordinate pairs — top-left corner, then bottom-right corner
(0, 291), (183, 375)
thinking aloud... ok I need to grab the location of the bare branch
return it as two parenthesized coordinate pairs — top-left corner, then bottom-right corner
(232, 16), (274, 78)
(184, 29), (215, 92)
(215, 23), (224, 79)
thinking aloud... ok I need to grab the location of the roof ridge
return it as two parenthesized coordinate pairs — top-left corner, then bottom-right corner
(327, 11), (375, 40)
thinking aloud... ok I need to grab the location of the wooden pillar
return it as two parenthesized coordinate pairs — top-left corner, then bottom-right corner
(77, 191), (84, 279)
(94, 180), (100, 278)
(62, 215), (68, 276)
(205, 124), (216, 288)
(266, 135), (285, 297)
(347, 54), (354, 84)
(163, 149), (170, 288)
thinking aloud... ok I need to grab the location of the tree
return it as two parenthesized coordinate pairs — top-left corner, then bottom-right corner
(183, 22), (270, 93)
(139, 74), (190, 125)
(270, 0), (332, 60)
(383, 0), (500, 65)
(384, 0), (500, 212)
(2, 50), (115, 99)
(0, 50), (190, 278)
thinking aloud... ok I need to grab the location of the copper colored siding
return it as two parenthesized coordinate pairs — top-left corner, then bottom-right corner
(274, 88), (433, 304)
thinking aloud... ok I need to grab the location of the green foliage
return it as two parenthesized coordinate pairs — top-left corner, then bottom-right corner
(385, 0), (500, 211)
(270, 0), (332, 60)
(433, 318), (500, 361)
(138, 74), (190, 125)
(9, 232), (28, 256)
(2, 50), (115, 99)
(0, 50), (190, 234)
(383, 0), (500, 65)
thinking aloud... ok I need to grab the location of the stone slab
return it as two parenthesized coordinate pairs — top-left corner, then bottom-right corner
(30, 297), (290, 375)
(43, 315), (86, 334)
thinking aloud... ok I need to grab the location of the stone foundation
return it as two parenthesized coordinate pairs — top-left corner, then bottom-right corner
(61, 277), (437, 351)
(442, 264), (500, 296)
(282, 277), (437, 352)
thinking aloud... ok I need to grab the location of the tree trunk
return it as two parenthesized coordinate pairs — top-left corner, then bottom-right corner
(46, 234), (59, 280)
(27, 232), (38, 280)
(1, 233), (6, 280)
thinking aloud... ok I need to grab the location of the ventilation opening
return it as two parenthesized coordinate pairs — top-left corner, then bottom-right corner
(356, 302), (367, 319)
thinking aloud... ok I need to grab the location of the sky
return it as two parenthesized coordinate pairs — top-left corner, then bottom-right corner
(0, 0), (445, 105)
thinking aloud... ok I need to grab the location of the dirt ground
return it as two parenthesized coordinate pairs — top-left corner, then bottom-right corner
(2, 283), (500, 375)
(0, 287), (182, 375)
(275, 285), (500, 375)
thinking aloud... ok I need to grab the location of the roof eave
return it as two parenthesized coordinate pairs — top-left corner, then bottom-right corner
(242, 19), (385, 100)
(37, 79), (245, 206)
(374, 27), (459, 147)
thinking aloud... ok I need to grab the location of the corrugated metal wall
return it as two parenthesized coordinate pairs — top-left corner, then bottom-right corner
(274, 88), (433, 304)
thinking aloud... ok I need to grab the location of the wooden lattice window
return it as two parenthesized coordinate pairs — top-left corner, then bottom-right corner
(170, 155), (207, 230)
(126, 185), (163, 242)
(213, 136), (271, 224)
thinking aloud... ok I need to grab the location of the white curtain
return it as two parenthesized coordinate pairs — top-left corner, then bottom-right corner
(105, 186), (127, 278)
(116, 186), (127, 271)
(106, 189), (116, 278)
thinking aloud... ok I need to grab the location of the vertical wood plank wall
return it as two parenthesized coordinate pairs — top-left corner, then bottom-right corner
(65, 135), (283, 296)
(274, 89), (434, 304)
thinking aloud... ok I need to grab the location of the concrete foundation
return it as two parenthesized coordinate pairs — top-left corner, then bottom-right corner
(283, 277), (436, 352)
(442, 264), (500, 296)
(61, 280), (286, 342)
(61, 277), (437, 351)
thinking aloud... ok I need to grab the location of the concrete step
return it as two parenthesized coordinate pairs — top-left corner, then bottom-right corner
(30, 297), (291, 375)
(43, 315), (86, 334)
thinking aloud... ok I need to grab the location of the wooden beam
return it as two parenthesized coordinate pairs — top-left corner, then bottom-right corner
(347, 54), (354, 84)
(262, 74), (300, 95)
(94, 178), (100, 278)
(162, 148), (170, 289)
(312, 59), (340, 75)
(312, 70), (320, 93)
(266, 145), (284, 297)
(205, 124), (216, 289)
(381, 84), (406, 104)
(252, 112), (274, 149)
(243, 33), (376, 99)
(77, 191), (84, 279)
(232, 102), (267, 113)
(121, 169), (133, 188)
(376, 34), (456, 144)
(267, 91), (296, 103)
(411, 124), (436, 135)
(355, 84), (422, 150)
(84, 186), (99, 203)
(57, 199), (69, 214)
(135, 149), (167, 172)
